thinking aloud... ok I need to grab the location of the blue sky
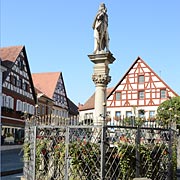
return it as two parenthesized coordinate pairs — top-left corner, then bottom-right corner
(1, 0), (180, 105)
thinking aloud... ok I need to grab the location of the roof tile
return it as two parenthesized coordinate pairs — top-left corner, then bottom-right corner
(0, 46), (24, 62)
(32, 72), (61, 99)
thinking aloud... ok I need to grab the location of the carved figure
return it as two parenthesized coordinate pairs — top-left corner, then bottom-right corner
(92, 3), (109, 54)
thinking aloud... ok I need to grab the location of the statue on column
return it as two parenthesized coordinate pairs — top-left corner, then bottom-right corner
(92, 3), (110, 54)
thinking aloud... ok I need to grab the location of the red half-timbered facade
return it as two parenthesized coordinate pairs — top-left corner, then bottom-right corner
(107, 56), (178, 119)
(0, 46), (36, 143)
(79, 57), (178, 122)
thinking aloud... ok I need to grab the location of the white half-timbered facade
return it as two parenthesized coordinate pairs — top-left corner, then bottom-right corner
(0, 46), (36, 143)
(79, 57), (178, 123)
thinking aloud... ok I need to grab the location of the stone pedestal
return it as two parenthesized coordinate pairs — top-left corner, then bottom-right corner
(88, 52), (115, 125)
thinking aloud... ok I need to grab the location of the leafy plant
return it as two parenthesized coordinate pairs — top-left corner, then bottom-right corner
(115, 142), (169, 179)
(157, 96), (180, 127)
(69, 140), (101, 179)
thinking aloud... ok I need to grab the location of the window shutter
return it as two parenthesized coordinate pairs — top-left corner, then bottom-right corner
(2, 94), (6, 107)
(11, 97), (14, 109)
(6, 96), (10, 108)
(30, 105), (34, 115)
(16, 100), (22, 111)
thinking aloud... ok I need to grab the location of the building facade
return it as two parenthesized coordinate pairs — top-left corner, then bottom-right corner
(0, 45), (79, 143)
(0, 46), (36, 143)
(79, 57), (178, 124)
(32, 72), (78, 125)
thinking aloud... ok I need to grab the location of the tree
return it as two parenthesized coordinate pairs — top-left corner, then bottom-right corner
(157, 96), (180, 127)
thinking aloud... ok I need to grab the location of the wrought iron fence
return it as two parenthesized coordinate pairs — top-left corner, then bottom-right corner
(23, 119), (177, 180)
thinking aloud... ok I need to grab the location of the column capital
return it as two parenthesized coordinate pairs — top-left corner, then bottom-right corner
(92, 74), (111, 86)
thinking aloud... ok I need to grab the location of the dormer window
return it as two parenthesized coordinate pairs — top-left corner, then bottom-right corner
(138, 75), (144, 83)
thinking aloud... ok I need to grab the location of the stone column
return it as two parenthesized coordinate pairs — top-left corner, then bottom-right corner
(88, 52), (115, 125)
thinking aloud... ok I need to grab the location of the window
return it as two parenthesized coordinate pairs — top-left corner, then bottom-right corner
(149, 111), (155, 118)
(10, 75), (16, 86)
(138, 109), (145, 117)
(2, 94), (6, 107)
(115, 92), (121, 100)
(16, 100), (22, 111)
(18, 60), (24, 70)
(115, 111), (121, 120)
(126, 111), (132, 118)
(22, 83), (26, 90)
(30, 105), (35, 115)
(138, 75), (144, 83)
(138, 91), (144, 99)
(115, 111), (121, 117)
(23, 102), (27, 112)
(22, 82), (29, 91)
(17, 79), (22, 88)
(2, 95), (14, 109)
(27, 104), (30, 114)
(160, 89), (166, 98)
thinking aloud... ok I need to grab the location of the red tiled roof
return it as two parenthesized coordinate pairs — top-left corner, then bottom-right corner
(0, 46), (24, 62)
(79, 87), (114, 111)
(32, 72), (61, 99)
(35, 87), (54, 102)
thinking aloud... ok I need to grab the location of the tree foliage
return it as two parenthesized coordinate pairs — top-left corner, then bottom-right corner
(157, 96), (180, 126)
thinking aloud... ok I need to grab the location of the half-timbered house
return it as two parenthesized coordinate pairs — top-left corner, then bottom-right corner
(32, 72), (78, 125)
(0, 46), (36, 143)
(79, 57), (178, 124)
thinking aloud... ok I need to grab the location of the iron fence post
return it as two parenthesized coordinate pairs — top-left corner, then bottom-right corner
(32, 126), (37, 180)
(168, 126), (173, 180)
(136, 125), (140, 177)
(65, 126), (69, 180)
(101, 116), (106, 180)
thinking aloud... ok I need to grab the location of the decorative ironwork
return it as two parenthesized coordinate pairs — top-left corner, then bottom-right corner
(23, 119), (177, 180)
